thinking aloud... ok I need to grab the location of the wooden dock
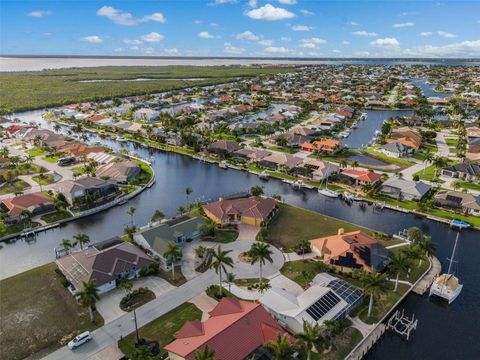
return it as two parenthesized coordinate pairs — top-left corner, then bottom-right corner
(346, 324), (386, 360)
(412, 256), (441, 295)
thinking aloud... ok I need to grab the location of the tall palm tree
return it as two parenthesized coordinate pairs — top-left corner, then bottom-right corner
(362, 271), (388, 317)
(210, 246), (234, 297)
(150, 209), (165, 223)
(60, 239), (74, 254)
(79, 280), (100, 322)
(418, 236), (437, 267)
(249, 242), (273, 283)
(388, 252), (411, 292)
(177, 206), (186, 215)
(297, 239), (311, 261)
(265, 334), (294, 360)
(402, 245), (422, 274)
(296, 321), (324, 360)
(226, 272), (236, 293)
(423, 151), (434, 173)
(433, 156), (447, 178)
(73, 233), (90, 250)
(127, 206), (136, 226)
(194, 345), (215, 360)
(164, 241), (182, 280)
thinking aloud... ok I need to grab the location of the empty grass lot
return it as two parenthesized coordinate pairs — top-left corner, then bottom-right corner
(264, 203), (371, 250)
(0, 263), (103, 360)
(0, 179), (31, 195)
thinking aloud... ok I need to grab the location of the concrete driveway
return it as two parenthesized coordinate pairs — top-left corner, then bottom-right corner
(189, 292), (218, 320)
(96, 276), (174, 324)
(237, 223), (260, 241)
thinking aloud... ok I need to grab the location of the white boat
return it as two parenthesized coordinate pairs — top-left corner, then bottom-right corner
(292, 180), (314, 190)
(219, 161), (227, 169)
(319, 188), (339, 198)
(361, 112), (368, 120)
(429, 232), (463, 304)
(342, 192), (358, 202)
(259, 171), (269, 180)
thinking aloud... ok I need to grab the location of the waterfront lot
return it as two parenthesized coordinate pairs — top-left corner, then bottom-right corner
(118, 302), (201, 359)
(264, 203), (372, 250)
(0, 263), (103, 360)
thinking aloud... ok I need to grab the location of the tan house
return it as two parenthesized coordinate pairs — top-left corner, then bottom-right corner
(203, 196), (277, 226)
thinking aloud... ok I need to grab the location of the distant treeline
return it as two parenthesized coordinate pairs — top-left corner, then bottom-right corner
(0, 65), (294, 114)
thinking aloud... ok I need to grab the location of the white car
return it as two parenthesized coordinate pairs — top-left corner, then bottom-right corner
(68, 331), (92, 350)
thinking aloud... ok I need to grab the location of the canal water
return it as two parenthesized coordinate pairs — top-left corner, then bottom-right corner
(2, 108), (480, 358)
(409, 78), (451, 99)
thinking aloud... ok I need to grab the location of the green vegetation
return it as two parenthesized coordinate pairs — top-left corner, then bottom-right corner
(213, 229), (239, 243)
(131, 160), (154, 185)
(458, 181), (480, 192)
(157, 266), (187, 287)
(26, 147), (47, 157)
(0, 179), (30, 195)
(413, 164), (445, 183)
(367, 193), (419, 210)
(0, 221), (40, 237)
(40, 210), (72, 223)
(362, 148), (415, 167)
(263, 203), (371, 249)
(321, 327), (363, 360)
(119, 287), (156, 312)
(280, 260), (328, 288)
(118, 302), (202, 359)
(32, 173), (56, 185)
(0, 263), (103, 360)
(42, 155), (61, 164)
(0, 66), (295, 114)
(205, 285), (238, 300)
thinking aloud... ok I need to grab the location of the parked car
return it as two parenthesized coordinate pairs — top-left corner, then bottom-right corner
(57, 156), (75, 166)
(68, 331), (92, 350)
(295, 247), (311, 255)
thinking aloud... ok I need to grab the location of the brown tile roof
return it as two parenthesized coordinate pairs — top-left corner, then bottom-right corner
(1, 192), (53, 218)
(203, 196), (276, 222)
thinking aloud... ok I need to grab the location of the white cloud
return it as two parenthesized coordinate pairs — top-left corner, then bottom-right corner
(348, 21), (359, 26)
(209, 0), (238, 5)
(352, 31), (378, 37)
(114, 48), (124, 53)
(141, 47), (154, 55)
(356, 51), (370, 57)
(164, 48), (180, 55)
(342, 40), (351, 45)
(27, 10), (51, 17)
(299, 37), (327, 48)
(403, 40), (480, 57)
(278, 0), (297, 4)
(223, 42), (245, 54)
(248, 0), (258, 7)
(291, 25), (313, 31)
(123, 39), (143, 45)
(264, 46), (293, 53)
(198, 31), (219, 39)
(246, 4), (295, 21)
(258, 39), (274, 46)
(438, 30), (457, 38)
(236, 31), (260, 41)
(393, 22), (415, 28)
(210, 22), (219, 27)
(80, 35), (103, 43)
(332, 49), (341, 53)
(96, 6), (166, 26)
(140, 32), (164, 43)
(194, 19), (202, 24)
(370, 37), (400, 48)
(420, 32), (433, 36)
(300, 9), (315, 16)
(281, 36), (291, 41)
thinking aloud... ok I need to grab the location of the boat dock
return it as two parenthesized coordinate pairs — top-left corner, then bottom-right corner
(346, 324), (387, 360)
(412, 256), (441, 295)
(387, 309), (418, 340)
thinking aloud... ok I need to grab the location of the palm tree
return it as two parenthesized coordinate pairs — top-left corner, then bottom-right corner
(79, 280), (100, 322)
(194, 345), (215, 360)
(418, 236), (437, 267)
(60, 239), (74, 254)
(388, 252), (411, 292)
(118, 280), (133, 295)
(351, 160), (359, 168)
(249, 242), (273, 283)
(340, 159), (348, 169)
(164, 241), (182, 280)
(185, 187), (193, 204)
(433, 156), (447, 178)
(177, 206), (186, 215)
(150, 209), (165, 223)
(452, 180), (461, 191)
(127, 206), (136, 226)
(423, 151), (434, 173)
(296, 321), (324, 360)
(257, 280), (271, 294)
(226, 272), (236, 293)
(406, 227), (423, 243)
(361, 271), (388, 318)
(73, 233), (90, 250)
(402, 245), (422, 274)
(210, 246), (234, 297)
(297, 239), (311, 261)
(265, 334), (294, 360)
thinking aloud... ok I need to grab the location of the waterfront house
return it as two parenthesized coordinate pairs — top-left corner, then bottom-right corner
(377, 141), (412, 158)
(304, 159), (340, 181)
(54, 176), (119, 206)
(133, 216), (204, 270)
(0, 192), (55, 221)
(302, 139), (343, 154)
(309, 229), (392, 273)
(260, 273), (363, 333)
(96, 160), (141, 183)
(387, 127), (421, 150)
(257, 152), (304, 171)
(164, 298), (291, 360)
(340, 169), (382, 188)
(380, 177), (431, 201)
(207, 140), (242, 157)
(441, 163), (480, 183)
(203, 196), (277, 226)
(232, 148), (272, 162)
(55, 237), (153, 295)
(133, 108), (160, 122)
(434, 190), (480, 216)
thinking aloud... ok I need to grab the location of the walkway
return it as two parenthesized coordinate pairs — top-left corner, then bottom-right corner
(412, 256), (441, 295)
(348, 315), (376, 337)
(236, 224), (260, 241)
(189, 292), (218, 321)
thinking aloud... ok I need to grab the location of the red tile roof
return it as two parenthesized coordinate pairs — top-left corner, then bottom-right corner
(341, 169), (382, 183)
(1, 192), (53, 218)
(164, 298), (289, 360)
(203, 196), (276, 223)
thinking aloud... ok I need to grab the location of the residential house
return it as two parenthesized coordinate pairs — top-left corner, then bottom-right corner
(55, 238), (153, 294)
(441, 163), (480, 183)
(302, 139), (343, 154)
(387, 127), (421, 151)
(133, 216), (204, 270)
(257, 153), (304, 171)
(203, 196), (277, 226)
(435, 190), (480, 216)
(380, 177), (432, 200)
(304, 159), (340, 181)
(232, 148), (272, 162)
(0, 192), (55, 221)
(134, 108), (160, 122)
(96, 160), (141, 183)
(164, 298), (291, 360)
(309, 229), (392, 273)
(340, 169), (382, 188)
(54, 176), (119, 205)
(260, 273), (363, 333)
(207, 140), (242, 157)
(377, 141), (412, 158)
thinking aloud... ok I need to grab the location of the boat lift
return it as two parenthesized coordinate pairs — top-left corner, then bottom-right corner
(387, 309), (418, 340)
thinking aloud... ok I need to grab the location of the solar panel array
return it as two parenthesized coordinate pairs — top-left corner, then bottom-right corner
(328, 279), (363, 305)
(305, 291), (341, 321)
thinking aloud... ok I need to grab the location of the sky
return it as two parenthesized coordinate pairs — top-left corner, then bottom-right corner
(1, 0), (480, 58)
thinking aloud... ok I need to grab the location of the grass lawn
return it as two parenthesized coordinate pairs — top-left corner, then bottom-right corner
(26, 147), (47, 157)
(131, 160), (154, 185)
(445, 138), (458, 147)
(425, 207), (480, 228)
(119, 289), (156, 311)
(363, 148), (414, 167)
(157, 266), (187, 287)
(0, 221), (40, 237)
(266, 171), (297, 182)
(32, 173), (56, 185)
(413, 164), (444, 183)
(42, 155), (61, 163)
(267, 146), (298, 154)
(458, 181), (480, 192)
(320, 327), (364, 360)
(367, 193), (419, 211)
(264, 203), (371, 250)
(0, 179), (31, 195)
(0, 263), (103, 360)
(390, 247), (429, 282)
(118, 302), (202, 359)
(13, 163), (46, 176)
(40, 210), (72, 223)
(205, 285), (239, 300)
(280, 260), (327, 288)
(213, 229), (238, 243)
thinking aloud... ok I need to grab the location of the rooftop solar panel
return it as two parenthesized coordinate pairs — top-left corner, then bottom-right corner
(305, 291), (341, 321)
